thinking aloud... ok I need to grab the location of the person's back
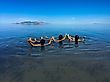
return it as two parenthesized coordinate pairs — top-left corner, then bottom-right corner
(40, 37), (45, 46)
(59, 34), (63, 40)
(58, 34), (63, 48)
(75, 35), (79, 44)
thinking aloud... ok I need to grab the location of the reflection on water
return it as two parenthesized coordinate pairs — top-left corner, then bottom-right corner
(0, 24), (110, 56)
(0, 24), (110, 82)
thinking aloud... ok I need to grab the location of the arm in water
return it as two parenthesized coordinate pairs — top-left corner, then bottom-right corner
(28, 37), (53, 47)
(52, 35), (66, 42)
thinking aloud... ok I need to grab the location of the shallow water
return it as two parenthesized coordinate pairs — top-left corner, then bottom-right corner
(0, 24), (110, 56)
(0, 24), (110, 82)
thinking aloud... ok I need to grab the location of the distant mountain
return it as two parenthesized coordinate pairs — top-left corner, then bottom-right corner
(15, 21), (47, 25)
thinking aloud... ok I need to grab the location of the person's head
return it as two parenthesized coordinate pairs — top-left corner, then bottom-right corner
(75, 35), (78, 36)
(75, 35), (79, 38)
(59, 34), (63, 40)
(40, 37), (45, 45)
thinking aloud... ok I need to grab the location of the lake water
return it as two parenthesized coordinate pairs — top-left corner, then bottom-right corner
(0, 24), (110, 82)
(0, 24), (110, 57)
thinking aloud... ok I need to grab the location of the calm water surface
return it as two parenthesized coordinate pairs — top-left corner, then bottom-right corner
(1, 24), (110, 82)
(0, 24), (110, 57)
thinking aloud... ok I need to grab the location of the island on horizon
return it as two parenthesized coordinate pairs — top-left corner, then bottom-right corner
(15, 20), (48, 25)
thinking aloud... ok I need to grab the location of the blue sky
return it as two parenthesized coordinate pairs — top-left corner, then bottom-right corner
(0, 0), (110, 24)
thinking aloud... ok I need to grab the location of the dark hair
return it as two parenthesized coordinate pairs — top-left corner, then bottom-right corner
(40, 39), (45, 45)
(59, 35), (63, 40)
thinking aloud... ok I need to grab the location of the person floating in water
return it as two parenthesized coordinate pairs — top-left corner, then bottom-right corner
(68, 34), (82, 44)
(52, 34), (66, 48)
(75, 35), (79, 44)
(67, 34), (80, 47)
(40, 37), (45, 46)
(28, 34), (85, 48)
(58, 34), (63, 47)
(28, 37), (53, 47)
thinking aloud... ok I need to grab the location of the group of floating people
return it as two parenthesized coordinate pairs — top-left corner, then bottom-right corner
(27, 34), (85, 48)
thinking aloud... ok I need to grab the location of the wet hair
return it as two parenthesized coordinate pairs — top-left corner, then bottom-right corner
(75, 35), (79, 39)
(40, 39), (45, 45)
(59, 35), (63, 40)
(75, 35), (79, 44)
